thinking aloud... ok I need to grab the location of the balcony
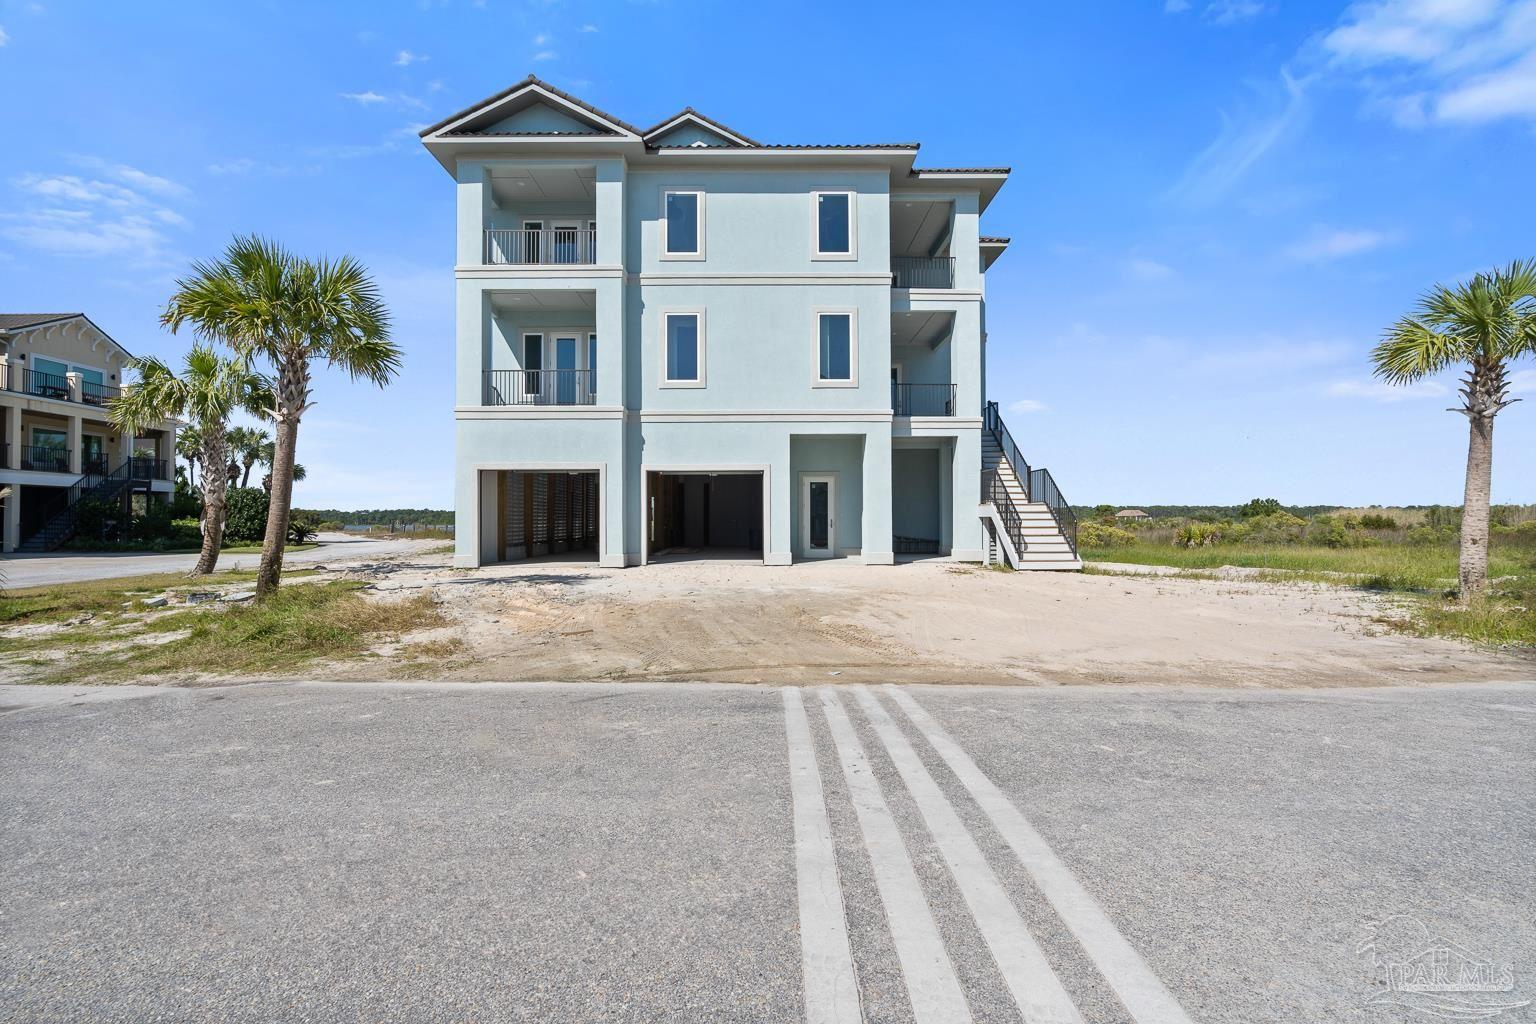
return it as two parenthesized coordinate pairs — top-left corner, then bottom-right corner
(484, 228), (596, 267)
(892, 256), (955, 290)
(129, 456), (169, 480)
(5, 367), (71, 402)
(891, 383), (956, 417)
(485, 368), (596, 407)
(82, 380), (121, 407)
(20, 445), (70, 473)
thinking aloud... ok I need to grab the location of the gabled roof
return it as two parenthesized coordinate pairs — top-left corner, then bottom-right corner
(418, 75), (643, 139)
(642, 108), (760, 148)
(0, 312), (134, 359)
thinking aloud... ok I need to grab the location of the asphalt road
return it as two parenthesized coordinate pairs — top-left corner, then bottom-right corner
(0, 533), (445, 587)
(1, 681), (1532, 1023)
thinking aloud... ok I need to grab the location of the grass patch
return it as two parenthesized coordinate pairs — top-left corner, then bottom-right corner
(23, 582), (446, 683)
(1388, 597), (1536, 648)
(0, 568), (277, 626)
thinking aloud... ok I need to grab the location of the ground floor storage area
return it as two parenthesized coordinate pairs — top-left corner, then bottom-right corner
(486, 470), (600, 564)
(645, 471), (764, 562)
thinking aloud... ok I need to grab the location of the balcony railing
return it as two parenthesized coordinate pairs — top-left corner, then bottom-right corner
(20, 445), (71, 473)
(84, 454), (110, 475)
(129, 457), (168, 480)
(485, 368), (596, 406)
(891, 383), (957, 417)
(5, 367), (72, 401)
(81, 380), (121, 406)
(892, 255), (956, 289)
(484, 228), (597, 266)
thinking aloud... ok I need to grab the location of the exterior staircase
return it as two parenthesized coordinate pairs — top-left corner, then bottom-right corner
(980, 401), (1080, 570)
(16, 460), (147, 553)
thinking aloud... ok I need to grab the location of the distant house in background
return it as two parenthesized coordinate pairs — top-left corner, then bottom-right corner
(1115, 509), (1150, 521)
(0, 313), (177, 552)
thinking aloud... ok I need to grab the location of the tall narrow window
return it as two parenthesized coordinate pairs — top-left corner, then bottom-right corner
(815, 311), (856, 386)
(523, 333), (543, 398)
(587, 333), (597, 400)
(663, 190), (703, 258)
(813, 191), (854, 258)
(663, 312), (704, 386)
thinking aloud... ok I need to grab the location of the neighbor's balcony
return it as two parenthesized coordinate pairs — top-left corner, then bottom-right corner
(20, 445), (71, 473)
(484, 369), (596, 407)
(4, 367), (71, 402)
(891, 383), (956, 417)
(484, 228), (597, 267)
(892, 256), (955, 289)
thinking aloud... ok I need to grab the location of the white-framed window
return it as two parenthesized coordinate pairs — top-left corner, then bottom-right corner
(812, 190), (856, 260)
(661, 309), (706, 387)
(661, 189), (705, 260)
(521, 332), (544, 395)
(813, 309), (858, 387)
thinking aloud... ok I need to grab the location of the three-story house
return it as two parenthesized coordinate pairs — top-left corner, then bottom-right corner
(422, 77), (1077, 570)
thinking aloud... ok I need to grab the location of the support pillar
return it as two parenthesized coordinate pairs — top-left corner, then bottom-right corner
(860, 427), (894, 564)
(66, 414), (82, 475)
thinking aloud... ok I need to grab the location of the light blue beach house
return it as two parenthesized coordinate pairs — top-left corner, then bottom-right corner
(422, 77), (1077, 570)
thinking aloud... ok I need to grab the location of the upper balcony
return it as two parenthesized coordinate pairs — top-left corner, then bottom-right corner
(890, 199), (955, 290)
(473, 163), (603, 269)
(485, 227), (596, 267)
(1, 364), (123, 410)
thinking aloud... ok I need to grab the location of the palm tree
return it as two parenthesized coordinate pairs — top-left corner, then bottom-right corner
(110, 345), (266, 574)
(162, 235), (399, 598)
(255, 435), (306, 493)
(175, 424), (204, 490)
(226, 425), (270, 488)
(1373, 259), (1536, 600)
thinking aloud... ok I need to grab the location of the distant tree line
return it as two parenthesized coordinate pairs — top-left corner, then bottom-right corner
(296, 508), (454, 527)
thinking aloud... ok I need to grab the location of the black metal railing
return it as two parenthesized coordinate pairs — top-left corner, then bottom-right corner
(129, 457), (168, 480)
(7, 367), (71, 401)
(1028, 467), (1078, 557)
(484, 227), (597, 266)
(83, 454), (110, 475)
(892, 255), (956, 289)
(891, 383), (956, 416)
(18, 459), (139, 551)
(983, 401), (1031, 495)
(982, 469), (1025, 558)
(20, 445), (71, 473)
(81, 380), (120, 406)
(484, 368), (596, 406)
(894, 535), (941, 555)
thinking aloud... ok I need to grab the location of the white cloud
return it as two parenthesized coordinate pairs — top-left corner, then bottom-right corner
(581, 23), (599, 32)
(1126, 257), (1176, 281)
(1165, 0), (1192, 11)
(1284, 226), (1393, 261)
(394, 49), (428, 66)
(0, 25), (9, 46)
(1326, 378), (1450, 401)
(1322, 0), (1536, 124)
(1194, 340), (1351, 374)
(1510, 368), (1536, 393)
(532, 32), (551, 45)
(1008, 399), (1049, 414)
(532, 50), (558, 61)
(1205, 0), (1268, 24)
(4, 161), (191, 265)
(340, 90), (389, 104)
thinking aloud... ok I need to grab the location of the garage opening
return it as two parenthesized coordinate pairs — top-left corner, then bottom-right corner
(647, 471), (764, 562)
(497, 470), (599, 563)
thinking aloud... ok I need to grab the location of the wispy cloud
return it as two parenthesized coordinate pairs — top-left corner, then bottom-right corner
(1126, 257), (1176, 281)
(580, 23), (599, 32)
(1166, 71), (1308, 204)
(340, 90), (389, 104)
(394, 49), (428, 66)
(1008, 399), (1049, 414)
(0, 25), (9, 46)
(1164, 0), (1191, 11)
(1284, 226), (1394, 262)
(533, 50), (558, 61)
(2, 161), (192, 265)
(1510, 368), (1536, 393)
(1325, 378), (1450, 401)
(1164, 0), (1268, 23)
(1193, 339), (1351, 375)
(532, 32), (551, 45)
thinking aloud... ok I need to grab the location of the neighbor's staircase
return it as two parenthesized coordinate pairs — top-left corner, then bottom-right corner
(980, 401), (1080, 570)
(17, 461), (145, 553)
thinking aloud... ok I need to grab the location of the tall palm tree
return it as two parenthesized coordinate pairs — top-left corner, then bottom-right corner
(1373, 259), (1536, 600)
(174, 424), (204, 490)
(225, 425), (270, 488)
(162, 235), (399, 598)
(111, 345), (266, 574)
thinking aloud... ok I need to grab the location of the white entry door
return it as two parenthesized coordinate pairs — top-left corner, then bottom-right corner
(801, 475), (835, 558)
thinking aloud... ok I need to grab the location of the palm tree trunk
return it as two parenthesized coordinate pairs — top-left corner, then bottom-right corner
(256, 371), (305, 599)
(193, 427), (229, 575)
(241, 461), (252, 488)
(1459, 408), (1494, 601)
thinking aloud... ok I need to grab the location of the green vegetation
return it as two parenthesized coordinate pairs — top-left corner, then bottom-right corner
(0, 573), (442, 681)
(298, 508), (454, 527)
(1079, 502), (1536, 648)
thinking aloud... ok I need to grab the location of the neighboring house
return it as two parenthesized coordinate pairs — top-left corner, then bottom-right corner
(0, 314), (177, 553)
(422, 76), (1077, 570)
(1115, 509), (1150, 521)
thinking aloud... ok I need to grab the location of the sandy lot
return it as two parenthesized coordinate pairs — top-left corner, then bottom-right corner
(333, 555), (1535, 686)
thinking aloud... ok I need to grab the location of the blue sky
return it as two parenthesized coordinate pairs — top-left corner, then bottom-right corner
(2, 0), (1534, 508)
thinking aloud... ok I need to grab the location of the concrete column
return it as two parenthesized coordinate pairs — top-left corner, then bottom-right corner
(66, 414), (82, 474)
(456, 161), (491, 267)
(65, 371), (82, 404)
(2, 482), (19, 553)
(453, 454), (480, 568)
(951, 427), (984, 561)
(594, 159), (625, 267)
(4, 404), (19, 469)
(860, 427), (894, 565)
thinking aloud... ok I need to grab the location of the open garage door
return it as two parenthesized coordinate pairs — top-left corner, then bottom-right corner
(495, 470), (600, 563)
(647, 471), (764, 563)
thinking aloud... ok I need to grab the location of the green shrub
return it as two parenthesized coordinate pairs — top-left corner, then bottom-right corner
(224, 487), (269, 542)
(1079, 522), (1138, 548)
(1238, 498), (1284, 519)
(1305, 515), (1377, 549)
(1245, 511), (1307, 544)
(72, 497), (120, 542)
(1358, 513), (1399, 530)
(1175, 522), (1226, 547)
(287, 510), (323, 545)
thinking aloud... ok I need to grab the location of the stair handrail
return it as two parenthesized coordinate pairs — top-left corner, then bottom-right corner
(20, 460), (136, 549)
(1027, 466), (1078, 558)
(983, 400), (1031, 500)
(981, 468), (1027, 561)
